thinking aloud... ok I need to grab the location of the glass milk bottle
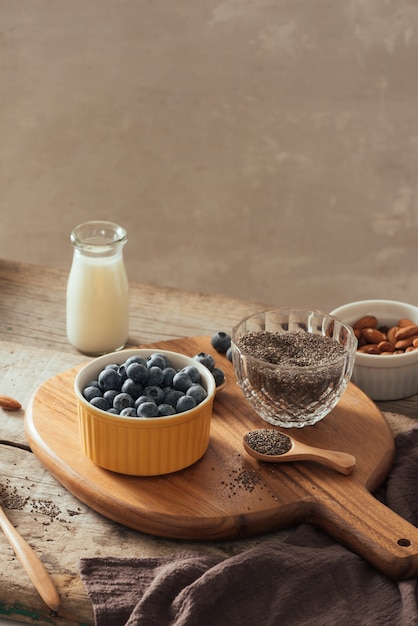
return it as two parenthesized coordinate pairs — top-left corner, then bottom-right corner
(66, 220), (129, 355)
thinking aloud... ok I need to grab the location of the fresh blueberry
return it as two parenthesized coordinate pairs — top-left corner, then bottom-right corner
(126, 362), (149, 385)
(162, 367), (177, 387)
(176, 395), (196, 413)
(121, 378), (144, 400)
(113, 392), (134, 412)
(125, 355), (147, 367)
(146, 353), (168, 369)
(164, 389), (185, 408)
(90, 396), (110, 411)
(158, 403), (176, 416)
(226, 346), (233, 362)
(103, 389), (120, 404)
(193, 352), (215, 371)
(83, 351), (217, 416)
(134, 395), (151, 409)
(173, 371), (193, 392)
(137, 401), (159, 417)
(147, 366), (164, 387)
(83, 386), (103, 402)
(144, 385), (166, 405)
(211, 367), (225, 387)
(117, 364), (128, 384)
(85, 380), (101, 390)
(180, 365), (201, 383)
(98, 367), (122, 392)
(120, 407), (138, 417)
(211, 331), (231, 353)
(186, 384), (207, 404)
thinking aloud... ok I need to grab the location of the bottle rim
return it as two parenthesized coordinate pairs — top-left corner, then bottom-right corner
(70, 220), (127, 253)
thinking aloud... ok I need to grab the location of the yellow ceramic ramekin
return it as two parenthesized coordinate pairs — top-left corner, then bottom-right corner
(74, 349), (216, 475)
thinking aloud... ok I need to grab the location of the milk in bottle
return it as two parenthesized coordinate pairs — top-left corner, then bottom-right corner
(66, 221), (129, 355)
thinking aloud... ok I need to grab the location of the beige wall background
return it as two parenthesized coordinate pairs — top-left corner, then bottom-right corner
(1, 0), (418, 313)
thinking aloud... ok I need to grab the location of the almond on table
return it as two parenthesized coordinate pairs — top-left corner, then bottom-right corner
(0, 395), (22, 411)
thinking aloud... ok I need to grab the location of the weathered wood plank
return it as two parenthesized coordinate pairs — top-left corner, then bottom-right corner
(0, 260), (268, 352)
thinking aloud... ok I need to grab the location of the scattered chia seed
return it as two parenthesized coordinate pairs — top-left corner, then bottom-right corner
(0, 477), (66, 524)
(234, 330), (351, 427)
(245, 429), (292, 456)
(0, 481), (30, 510)
(233, 469), (261, 492)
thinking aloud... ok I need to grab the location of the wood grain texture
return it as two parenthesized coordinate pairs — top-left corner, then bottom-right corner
(0, 260), (267, 352)
(0, 444), (95, 625)
(0, 504), (60, 612)
(25, 336), (418, 579)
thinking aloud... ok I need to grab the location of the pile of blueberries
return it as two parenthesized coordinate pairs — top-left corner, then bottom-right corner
(82, 331), (232, 419)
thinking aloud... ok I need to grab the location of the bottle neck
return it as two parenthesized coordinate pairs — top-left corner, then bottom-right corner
(70, 221), (127, 259)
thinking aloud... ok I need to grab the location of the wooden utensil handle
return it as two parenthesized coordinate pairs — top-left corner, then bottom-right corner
(291, 446), (356, 475)
(311, 484), (418, 580)
(0, 508), (60, 611)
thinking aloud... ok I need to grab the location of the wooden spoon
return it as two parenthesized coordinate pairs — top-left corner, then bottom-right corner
(0, 503), (60, 612)
(243, 429), (356, 475)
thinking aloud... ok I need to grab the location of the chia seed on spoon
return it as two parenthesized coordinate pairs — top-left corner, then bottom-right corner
(245, 429), (292, 456)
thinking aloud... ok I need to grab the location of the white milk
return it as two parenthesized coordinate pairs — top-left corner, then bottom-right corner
(66, 222), (129, 355)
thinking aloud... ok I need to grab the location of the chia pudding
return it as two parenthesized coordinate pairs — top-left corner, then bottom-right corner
(232, 327), (355, 428)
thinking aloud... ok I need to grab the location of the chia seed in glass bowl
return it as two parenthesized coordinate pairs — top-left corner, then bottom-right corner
(231, 308), (357, 428)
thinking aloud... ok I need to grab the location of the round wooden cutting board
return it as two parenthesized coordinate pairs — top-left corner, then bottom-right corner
(25, 336), (418, 580)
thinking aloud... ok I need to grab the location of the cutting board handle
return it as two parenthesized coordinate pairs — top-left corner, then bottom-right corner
(312, 482), (418, 580)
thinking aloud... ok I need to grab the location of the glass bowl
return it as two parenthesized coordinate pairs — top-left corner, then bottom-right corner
(231, 308), (357, 428)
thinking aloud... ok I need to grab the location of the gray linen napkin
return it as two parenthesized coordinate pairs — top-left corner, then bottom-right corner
(80, 427), (418, 626)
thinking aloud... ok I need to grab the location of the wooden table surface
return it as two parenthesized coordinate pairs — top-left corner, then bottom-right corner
(0, 259), (417, 625)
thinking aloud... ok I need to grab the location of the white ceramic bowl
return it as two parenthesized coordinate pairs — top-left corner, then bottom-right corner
(330, 299), (418, 401)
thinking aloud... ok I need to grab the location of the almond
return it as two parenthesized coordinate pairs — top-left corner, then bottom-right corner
(0, 395), (22, 411)
(353, 328), (362, 340)
(395, 335), (418, 350)
(395, 325), (418, 340)
(358, 344), (380, 354)
(361, 328), (386, 344)
(357, 334), (368, 347)
(377, 340), (394, 353)
(353, 315), (418, 355)
(386, 326), (399, 345)
(398, 318), (416, 328)
(353, 315), (378, 330)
